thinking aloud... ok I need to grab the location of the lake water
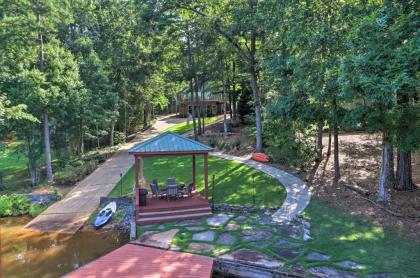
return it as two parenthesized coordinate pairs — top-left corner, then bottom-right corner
(0, 217), (127, 278)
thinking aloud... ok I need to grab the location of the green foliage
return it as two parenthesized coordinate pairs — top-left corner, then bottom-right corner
(28, 203), (50, 218)
(237, 87), (253, 124)
(339, 1), (419, 152)
(114, 131), (126, 145)
(113, 209), (123, 221)
(0, 194), (30, 217)
(264, 119), (315, 168)
(55, 160), (98, 186)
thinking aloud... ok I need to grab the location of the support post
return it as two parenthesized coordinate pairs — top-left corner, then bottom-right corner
(192, 154), (196, 190)
(134, 156), (139, 207)
(139, 156), (145, 188)
(204, 154), (208, 200)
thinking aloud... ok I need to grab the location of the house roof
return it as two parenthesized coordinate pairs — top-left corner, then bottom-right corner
(128, 131), (213, 155)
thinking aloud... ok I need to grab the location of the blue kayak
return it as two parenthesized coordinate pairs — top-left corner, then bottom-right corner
(94, 202), (116, 229)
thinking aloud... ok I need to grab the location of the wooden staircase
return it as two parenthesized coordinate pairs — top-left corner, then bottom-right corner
(137, 205), (212, 225)
(136, 193), (212, 225)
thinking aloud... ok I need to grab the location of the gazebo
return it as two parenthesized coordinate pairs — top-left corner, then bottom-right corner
(128, 131), (214, 225)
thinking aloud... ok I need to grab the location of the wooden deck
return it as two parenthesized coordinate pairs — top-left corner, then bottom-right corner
(137, 192), (212, 225)
(65, 244), (214, 278)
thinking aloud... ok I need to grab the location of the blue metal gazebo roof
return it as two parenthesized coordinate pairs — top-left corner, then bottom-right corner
(128, 131), (213, 155)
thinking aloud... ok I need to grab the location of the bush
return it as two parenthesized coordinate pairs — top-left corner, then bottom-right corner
(29, 204), (50, 217)
(264, 119), (315, 168)
(232, 138), (241, 150)
(55, 160), (98, 186)
(71, 160), (84, 167)
(55, 166), (78, 185)
(114, 131), (126, 145)
(216, 140), (225, 150)
(84, 153), (106, 164)
(0, 194), (30, 217)
(208, 136), (218, 148)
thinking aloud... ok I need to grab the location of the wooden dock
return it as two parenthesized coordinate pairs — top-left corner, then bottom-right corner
(65, 244), (214, 278)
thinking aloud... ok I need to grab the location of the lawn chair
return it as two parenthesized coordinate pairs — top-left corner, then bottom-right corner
(180, 181), (193, 198)
(166, 177), (177, 187)
(167, 184), (179, 201)
(150, 179), (166, 199)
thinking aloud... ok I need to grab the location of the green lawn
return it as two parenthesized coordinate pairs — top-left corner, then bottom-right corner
(0, 141), (30, 190)
(136, 199), (420, 277)
(165, 116), (220, 134)
(302, 199), (420, 277)
(109, 155), (286, 207)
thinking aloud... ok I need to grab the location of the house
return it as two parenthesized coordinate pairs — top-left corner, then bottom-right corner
(176, 83), (227, 117)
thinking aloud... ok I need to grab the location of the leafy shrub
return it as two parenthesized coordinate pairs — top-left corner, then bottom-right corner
(55, 166), (78, 185)
(114, 209), (123, 221)
(0, 194), (30, 217)
(114, 131), (126, 145)
(85, 153), (106, 164)
(216, 140), (225, 150)
(264, 119), (315, 168)
(232, 138), (241, 150)
(208, 136), (218, 148)
(29, 204), (49, 217)
(71, 160), (84, 167)
(55, 160), (98, 186)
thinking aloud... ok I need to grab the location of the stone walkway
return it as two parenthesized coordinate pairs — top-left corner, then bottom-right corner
(136, 212), (371, 277)
(210, 153), (311, 223)
(25, 115), (184, 234)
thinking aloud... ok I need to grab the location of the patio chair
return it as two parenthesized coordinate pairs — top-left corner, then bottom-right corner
(166, 184), (179, 201)
(166, 177), (177, 187)
(150, 180), (166, 199)
(180, 181), (193, 198)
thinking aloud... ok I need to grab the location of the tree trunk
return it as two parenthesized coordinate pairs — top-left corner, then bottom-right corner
(124, 92), (128, 136)
(110, 118), (115, 147)
(189, 79), (198, 140)
(249, 29), (263, 152)
(78, 117), (84, 158)
(37, 1), (52, 182)
(223, 82), (228, 139)
(194, 78), (202, 135)
(333, 125), (340, 182)
(378, 132), (394, 203)
(143, 106), (148, 129)
(26, 130), (40, 186)
(201, 83), (206, 132)
(227, 72), (233, 121)
(316, 121), (323, 161)
(332, 97), (340, 182)
(327, 127), (332, 156)
(186, 28), (198, 141)
(65, 129), (71, 158)
(232, 60), (238, 126)
(395, 150), (414, 191)
(43, 111), (53, 182)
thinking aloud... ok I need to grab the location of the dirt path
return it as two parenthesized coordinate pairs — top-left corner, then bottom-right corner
(25, 115), (184, 234)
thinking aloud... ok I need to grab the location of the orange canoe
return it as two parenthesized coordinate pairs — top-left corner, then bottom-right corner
(251, 152), (269, 163)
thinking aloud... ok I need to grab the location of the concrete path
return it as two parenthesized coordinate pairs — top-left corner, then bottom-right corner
(210, 153), (311, 223)
(25, 115), (184, 234)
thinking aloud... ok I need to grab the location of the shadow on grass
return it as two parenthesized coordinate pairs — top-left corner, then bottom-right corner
(303, 199), (420, 276)
(109, 156), (286, 207)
